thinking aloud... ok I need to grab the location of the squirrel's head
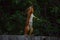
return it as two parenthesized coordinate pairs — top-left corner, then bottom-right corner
(26, 5), (34, 15)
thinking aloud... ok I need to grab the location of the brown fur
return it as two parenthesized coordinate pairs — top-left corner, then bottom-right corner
(24, 6), (34, 35)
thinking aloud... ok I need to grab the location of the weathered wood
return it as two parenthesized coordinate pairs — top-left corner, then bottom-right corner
(0, 35), (60, 40)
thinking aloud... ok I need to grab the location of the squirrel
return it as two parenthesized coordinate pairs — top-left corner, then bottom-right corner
(24, 5), (34, 35)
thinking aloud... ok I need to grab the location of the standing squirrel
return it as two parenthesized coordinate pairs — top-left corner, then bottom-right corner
(24, 5), (34, 35)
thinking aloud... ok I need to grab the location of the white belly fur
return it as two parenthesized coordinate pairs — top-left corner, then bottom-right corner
(29, 13), (34, 27)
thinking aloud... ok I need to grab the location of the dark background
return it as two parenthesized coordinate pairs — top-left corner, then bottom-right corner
(0, 0), (60, 37)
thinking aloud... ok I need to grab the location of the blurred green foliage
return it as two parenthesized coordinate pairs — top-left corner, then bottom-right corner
(0, 0), (60, 36)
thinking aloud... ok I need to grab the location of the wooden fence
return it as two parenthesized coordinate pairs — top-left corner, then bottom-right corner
(0, 35), (60, 40)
